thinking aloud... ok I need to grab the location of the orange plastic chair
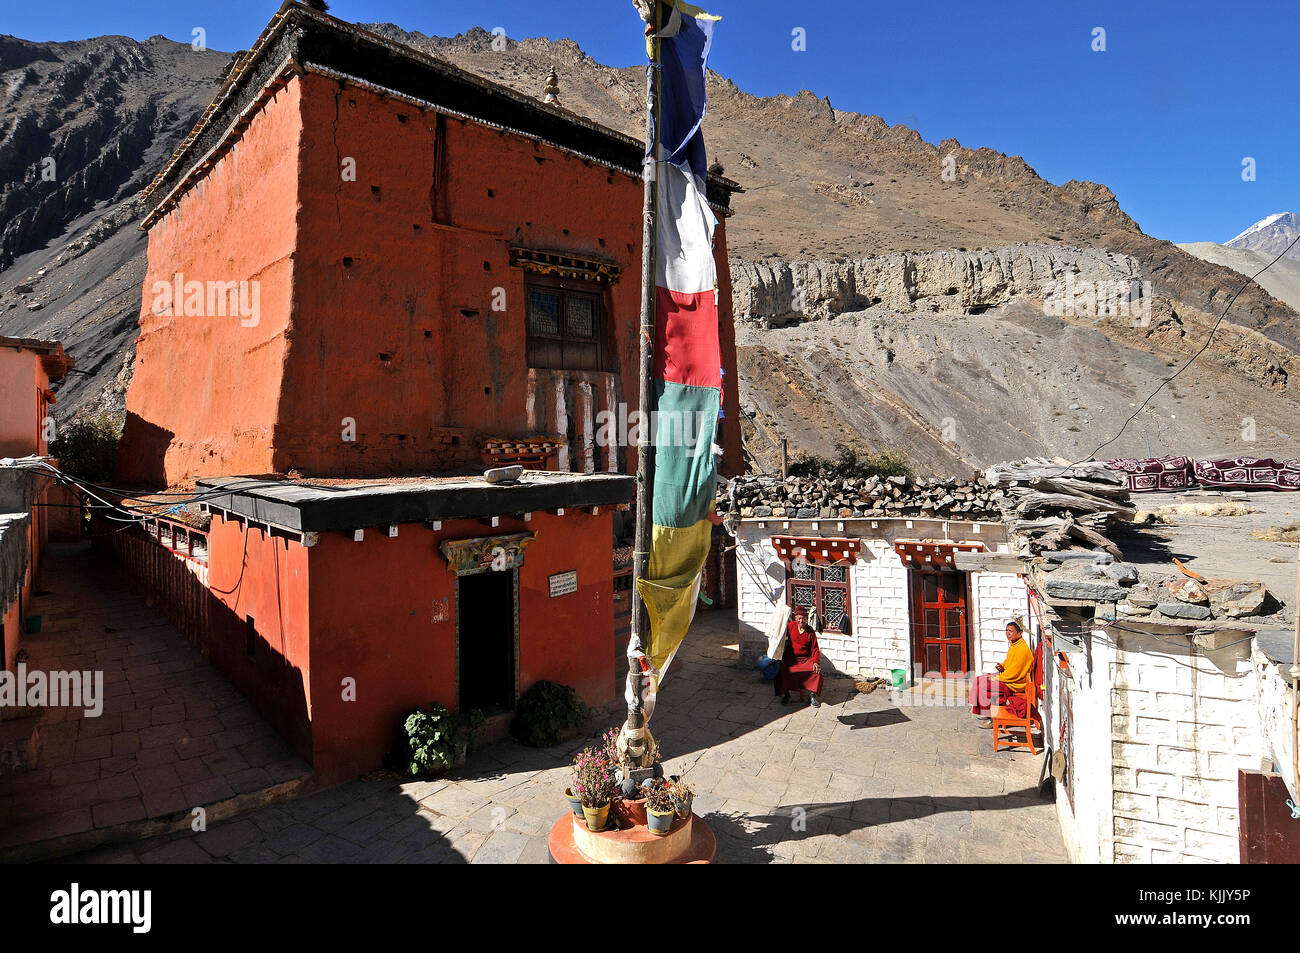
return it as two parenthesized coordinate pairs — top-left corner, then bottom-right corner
(992, 638), (1043, 754)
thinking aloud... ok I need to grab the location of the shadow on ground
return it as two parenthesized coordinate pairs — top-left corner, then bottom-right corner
(709, 786), (1055, 864)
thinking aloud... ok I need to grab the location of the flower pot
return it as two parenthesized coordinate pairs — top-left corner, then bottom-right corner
(611, 795), (647, 827)
(582, 803), (610, 832)
(564, 788), (584, 818)
(646, 806), (675, 836)
(671, 790), (693, 818)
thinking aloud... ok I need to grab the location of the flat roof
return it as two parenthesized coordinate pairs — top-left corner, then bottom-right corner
(1112, 490), (1298, 619)
(196, 470), (635, 533)
(1029, 489), (1298, 644)
(0, 336), (73, 379)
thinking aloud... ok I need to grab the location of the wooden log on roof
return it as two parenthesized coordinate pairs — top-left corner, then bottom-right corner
(1025, 475), (1131, 502)
(1064, 522), (1123, 558)
(1012, 491), (1134, 517)
(1007, 516), (1074, 552)
(985, 460), (1126, 487)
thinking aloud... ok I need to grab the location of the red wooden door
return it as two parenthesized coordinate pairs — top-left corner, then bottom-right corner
(910, 570), (969, 677)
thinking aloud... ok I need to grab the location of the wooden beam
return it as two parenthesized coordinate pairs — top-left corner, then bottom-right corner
(952, 551), (1026, 573)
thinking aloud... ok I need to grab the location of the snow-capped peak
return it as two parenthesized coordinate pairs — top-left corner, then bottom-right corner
(1227, 211), (1299, 246)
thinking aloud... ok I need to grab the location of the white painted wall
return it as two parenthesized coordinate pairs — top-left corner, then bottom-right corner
(970, 571), (1027, 674)
(1252, 644), (1296, 801)
(1055, 623), (1265, 864)
(735, 528), (783, 666)
(1049, 632), (1115, 864)
(733, 518), (1010, 681)
(845, 540), (910, 679)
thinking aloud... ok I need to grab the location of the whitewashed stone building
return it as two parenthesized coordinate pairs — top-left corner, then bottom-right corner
(732, 513), (1026, 683)
(727, 466), (1300, 864)
(1015, 489), (1300, 864)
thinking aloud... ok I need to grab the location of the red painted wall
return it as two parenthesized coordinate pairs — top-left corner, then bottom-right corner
(205, 515), (314, 761)
(301, 509), (614, 783)
(0, 348), (46, 457)
(118, 80), (303, 485)
(120, 71), (740, 485)
(280, 74), (648, 477)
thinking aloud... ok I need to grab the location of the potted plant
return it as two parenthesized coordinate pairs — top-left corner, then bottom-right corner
(668, 777), (694, 818)
(572, 746), (616, 832)
(563, 786), (584, 818)
(645, 780), (675, 836)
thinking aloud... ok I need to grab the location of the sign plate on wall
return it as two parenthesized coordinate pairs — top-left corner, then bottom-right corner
(548, 570), (578, 597)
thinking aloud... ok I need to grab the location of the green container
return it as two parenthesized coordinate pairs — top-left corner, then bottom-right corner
(25, 616), (42, 635)
(890, 668), (907, 690)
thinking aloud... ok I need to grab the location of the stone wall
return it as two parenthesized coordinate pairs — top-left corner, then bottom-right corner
(1056, 624), (1265, 864)
(971, 570), (1027, 673)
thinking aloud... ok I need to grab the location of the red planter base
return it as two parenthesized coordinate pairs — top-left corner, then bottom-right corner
(548, 812), (716, 864)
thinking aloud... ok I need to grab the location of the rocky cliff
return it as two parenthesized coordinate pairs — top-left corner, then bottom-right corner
(732, 245), (1144, 325)
(0, 34), (229, 415)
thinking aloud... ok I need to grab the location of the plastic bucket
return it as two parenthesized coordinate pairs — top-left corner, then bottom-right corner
(890, 668), (907, 690)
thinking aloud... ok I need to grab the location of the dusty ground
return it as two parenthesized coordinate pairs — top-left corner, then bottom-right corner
(0, 543), (310, 861)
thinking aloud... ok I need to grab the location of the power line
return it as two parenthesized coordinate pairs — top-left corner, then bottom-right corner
(1071, 231), (1300, 468)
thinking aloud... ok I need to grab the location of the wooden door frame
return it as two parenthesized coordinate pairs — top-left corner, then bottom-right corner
(453, 567), (521, 712)
(784, 560), (852, 633)
(907, 567), (972, 678)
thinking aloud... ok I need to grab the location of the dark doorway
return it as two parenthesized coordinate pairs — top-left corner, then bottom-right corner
(457, 570), (517, 713)
(909, 570), (970, 677)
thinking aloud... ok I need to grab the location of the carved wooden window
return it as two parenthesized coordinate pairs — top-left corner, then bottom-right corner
(525, 276), (609, 372)
(787, 561), (851, 634)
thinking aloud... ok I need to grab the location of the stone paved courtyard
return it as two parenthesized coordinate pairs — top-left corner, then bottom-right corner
(0, 542), (310, 860)
(69, 604), (1067, 864)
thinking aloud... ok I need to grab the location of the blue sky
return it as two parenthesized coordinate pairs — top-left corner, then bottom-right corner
(8, 0), (1296, 244)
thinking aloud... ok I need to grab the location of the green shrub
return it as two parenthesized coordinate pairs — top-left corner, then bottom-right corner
(49, 412), (122, 483)
(788, 442), (913, 480)
(393, 703), (486, 776)
(510, 680), (589, 748)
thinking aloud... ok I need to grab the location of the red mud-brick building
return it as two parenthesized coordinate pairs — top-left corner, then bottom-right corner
(0, 337), (74, 673)
(109, 3), (741, 783)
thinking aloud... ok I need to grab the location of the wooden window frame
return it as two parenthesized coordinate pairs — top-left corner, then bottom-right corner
(785, 560), (852, 633)
(524, 273), (612, 373)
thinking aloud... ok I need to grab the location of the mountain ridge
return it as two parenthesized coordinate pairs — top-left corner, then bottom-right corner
(0, 18), (1297, 471)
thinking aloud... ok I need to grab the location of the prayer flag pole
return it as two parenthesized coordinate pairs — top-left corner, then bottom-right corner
(621, 0), (666, 773)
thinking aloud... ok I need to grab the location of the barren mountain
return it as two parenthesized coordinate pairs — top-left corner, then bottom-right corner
(0, 33), (230, 416)
(2, 16), (1298, 473)
(1179, 241), (1300, 313)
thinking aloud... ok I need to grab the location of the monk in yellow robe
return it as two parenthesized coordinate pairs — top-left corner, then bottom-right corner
(969, 620), (1033, 724)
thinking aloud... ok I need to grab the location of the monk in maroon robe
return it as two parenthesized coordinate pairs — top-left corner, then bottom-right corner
(776, 606), (824, 707)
